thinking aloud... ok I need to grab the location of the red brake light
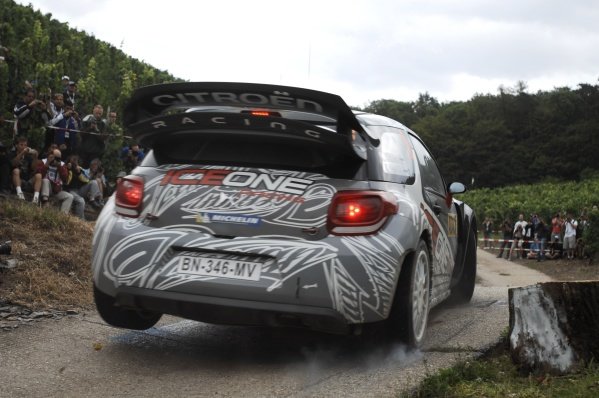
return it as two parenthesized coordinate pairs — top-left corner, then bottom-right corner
(327, 191), (398, 235)
(241, 110), (282, 117)
(250, 111), (270, 117)
(115, 175), (144, 217)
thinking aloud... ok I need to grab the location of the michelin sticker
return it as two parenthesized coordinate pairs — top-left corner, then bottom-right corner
(196, 212), (261, 226)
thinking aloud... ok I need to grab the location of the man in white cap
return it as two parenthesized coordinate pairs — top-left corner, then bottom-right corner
(61, 75), (70, 92)
(63, 80), (77, 109)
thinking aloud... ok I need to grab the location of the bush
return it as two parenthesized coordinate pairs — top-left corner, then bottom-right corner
(583, 208), (599, 262)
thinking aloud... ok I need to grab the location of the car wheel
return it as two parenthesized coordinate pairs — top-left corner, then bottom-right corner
(449, 227), (477, 304)
(93, 284), (161, 330)
(390, 239), (431, 348)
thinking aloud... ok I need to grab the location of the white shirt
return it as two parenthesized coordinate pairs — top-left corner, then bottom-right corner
(513, 220), (527, 237)
(564, 219), (578, 238)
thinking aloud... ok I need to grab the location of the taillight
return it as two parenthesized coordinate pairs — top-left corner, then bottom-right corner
(115, 175), (144, 217)
(240, 110), (282, 117)
(327, 191), (398, 235)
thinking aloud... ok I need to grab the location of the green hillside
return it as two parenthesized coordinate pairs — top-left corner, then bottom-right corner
(0, 0), (181, 126)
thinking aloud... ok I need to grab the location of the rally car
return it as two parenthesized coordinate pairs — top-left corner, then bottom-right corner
(91, 82), (477, 347)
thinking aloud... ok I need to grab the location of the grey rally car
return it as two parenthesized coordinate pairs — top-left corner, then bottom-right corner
(92, 82), (477, 347)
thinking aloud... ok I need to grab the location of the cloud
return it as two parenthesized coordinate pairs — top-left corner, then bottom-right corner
(15, 0), (599, 105)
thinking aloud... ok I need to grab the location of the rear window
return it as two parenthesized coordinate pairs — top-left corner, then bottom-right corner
(361, 126), (415, 184)
(380, 132), (414, 178)
(146, 132), (365, 179)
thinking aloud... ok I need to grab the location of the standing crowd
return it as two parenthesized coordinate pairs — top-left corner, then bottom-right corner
(0, 77), (145, 220)
(481, 210), (592, 262)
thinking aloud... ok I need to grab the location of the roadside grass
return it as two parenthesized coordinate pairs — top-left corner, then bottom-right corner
(406, 339), (599, 397)
(408, 250), (599, 398)
(0, 198), (94, 309)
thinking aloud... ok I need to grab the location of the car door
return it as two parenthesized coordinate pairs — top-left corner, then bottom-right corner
(409, 135), (459, 282)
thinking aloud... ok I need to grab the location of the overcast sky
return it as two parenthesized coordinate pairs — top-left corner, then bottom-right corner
(15, 0), (599, 107)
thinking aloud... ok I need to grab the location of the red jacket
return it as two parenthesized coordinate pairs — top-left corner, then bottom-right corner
(37, 161), (68, 193)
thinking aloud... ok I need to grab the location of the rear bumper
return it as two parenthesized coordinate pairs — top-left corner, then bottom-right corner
(113, 286), (352, 334)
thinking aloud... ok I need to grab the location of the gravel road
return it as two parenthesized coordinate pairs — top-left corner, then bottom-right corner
(0, 249), (552, 398)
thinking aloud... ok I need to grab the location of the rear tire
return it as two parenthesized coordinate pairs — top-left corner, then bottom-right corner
(94, 284), (161, 330)
(449, 228), (477, 304)
(389, 240), (431, 348)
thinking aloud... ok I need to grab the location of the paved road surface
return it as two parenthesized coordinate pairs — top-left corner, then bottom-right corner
(0, 249), (552, 397)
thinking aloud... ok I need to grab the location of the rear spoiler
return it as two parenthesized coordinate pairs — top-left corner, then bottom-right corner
(123, 82), (366, 136)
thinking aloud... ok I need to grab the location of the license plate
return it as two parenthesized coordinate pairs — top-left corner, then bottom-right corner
(177, 255), (262, 281)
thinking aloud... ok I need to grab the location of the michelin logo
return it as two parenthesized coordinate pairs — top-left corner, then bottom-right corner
(196, 212), (261, 226)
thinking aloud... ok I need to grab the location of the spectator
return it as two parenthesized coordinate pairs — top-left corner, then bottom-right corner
(0, 140), (10, 195)
(84, 158), (107, 202)
(105, 111), (122, 136)
(522, 215), (535, 257)
(60, 75), (70, 93)
(509, 213), (527, 260)
(576, 213), (588, 259)
(63, 154), (86, 219)
(562, 212), (578, 260)
(37, 148), (73, 213)
(546, 241), (562, 260)
(550, 212), (563, 245)
(106, 170), (127, 197)
(63, 80), (77, 109)
(534, 218), (548, 262)
(496, 218), (513, 259)
(13, 88), (50, 148)
(64, 154), (103, 219)
(482, 217), (493, 249)
(121, 143), (144, 173)
(531, 213), (540, 229)
(48, 93), (80, 158)
(9, 136), (41, 203)
(80, 105), (107, 166)
(39, 144), (62, 166)
(526, 245), (538, 260)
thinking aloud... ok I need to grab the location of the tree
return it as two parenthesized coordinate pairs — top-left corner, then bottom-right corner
(413, 92), (440, 118)
(362, 99), (418, 127)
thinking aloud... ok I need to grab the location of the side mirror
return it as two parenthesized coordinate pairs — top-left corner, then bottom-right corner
(448, 182), (466, 194)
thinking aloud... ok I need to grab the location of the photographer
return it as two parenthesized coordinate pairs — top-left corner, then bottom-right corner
(562, 212), (578, 260)
(121, 143), (144, 173)
(9, 136), (42, 202)
(534, 218), (548, 262)
(80, 105), (107, 167)
(48, 93), (80, 157)
(509, 213), (528, 260)
(13, 88), (51, 148)
(65, 154), (104, 218)
(36, 149), (73, 213)
(83, 158), (106, 204)
(496, 218), (513, 259)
